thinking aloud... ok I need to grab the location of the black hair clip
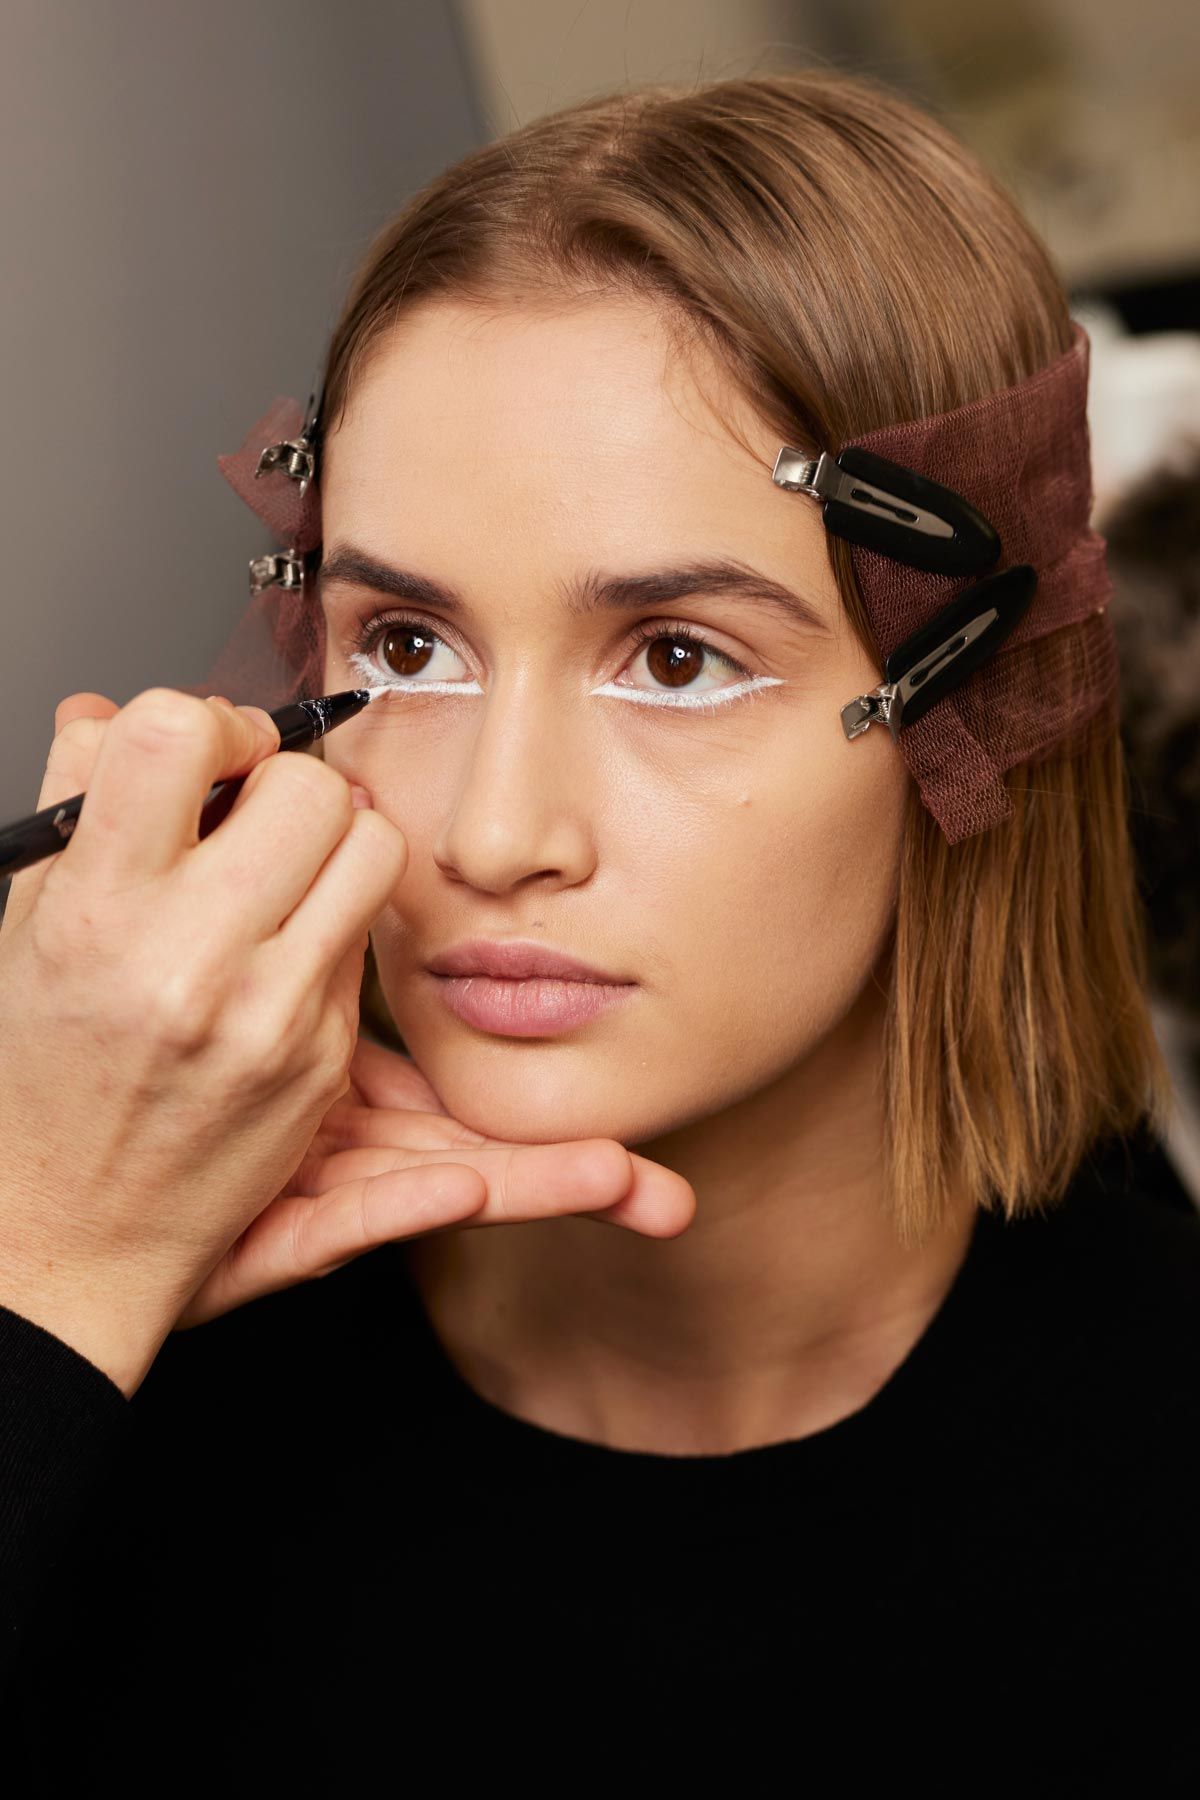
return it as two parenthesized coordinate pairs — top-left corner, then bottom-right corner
(772, 445), (1001, 577)
(772, 441), (1035, 741)
(840, 565), (1036, 742)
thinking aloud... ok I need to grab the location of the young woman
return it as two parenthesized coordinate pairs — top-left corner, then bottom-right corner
(2, 68), (1196, 1785)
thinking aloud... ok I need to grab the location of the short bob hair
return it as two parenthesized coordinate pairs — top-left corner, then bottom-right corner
(335, 67), (1173, 1248)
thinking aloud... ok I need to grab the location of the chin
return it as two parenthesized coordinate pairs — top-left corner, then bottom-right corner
(403, 1036), (681, 1148)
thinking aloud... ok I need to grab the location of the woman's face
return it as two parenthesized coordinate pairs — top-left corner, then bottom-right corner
(319, 295), (909, 1147)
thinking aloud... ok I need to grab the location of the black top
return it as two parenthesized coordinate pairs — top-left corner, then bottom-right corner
(3, 1129), (1199, 1787)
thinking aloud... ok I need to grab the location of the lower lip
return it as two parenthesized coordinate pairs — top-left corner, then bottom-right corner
(426, 971), (637, 1037)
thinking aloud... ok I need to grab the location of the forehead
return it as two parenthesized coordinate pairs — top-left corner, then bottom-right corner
(319, 297), (823, 576)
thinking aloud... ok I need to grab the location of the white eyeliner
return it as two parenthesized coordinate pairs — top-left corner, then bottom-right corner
(591, 675), (784, 711)
(350, 650), (785, 712)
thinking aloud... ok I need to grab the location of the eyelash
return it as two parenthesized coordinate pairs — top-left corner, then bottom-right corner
(346, 609), (782, 713)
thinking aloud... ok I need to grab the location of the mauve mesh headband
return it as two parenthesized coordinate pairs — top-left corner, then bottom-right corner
(192, 318), (1118, 846)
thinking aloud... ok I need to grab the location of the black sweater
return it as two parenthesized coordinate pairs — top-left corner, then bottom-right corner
(3, 1129), (1199, 1788)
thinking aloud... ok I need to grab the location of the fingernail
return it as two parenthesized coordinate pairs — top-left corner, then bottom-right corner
(206, 694), (236, 712)
(350, 785), (372, 809)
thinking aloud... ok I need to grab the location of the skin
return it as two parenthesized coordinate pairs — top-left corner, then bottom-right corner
(318, 294), (978, 1457)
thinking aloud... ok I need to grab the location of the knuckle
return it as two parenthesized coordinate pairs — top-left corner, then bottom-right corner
(119, 688), (217, 757)
(213, 970), (355, 1099)
(270, 752), (353, 815)
(278, 1002), (355, 1098)
(231, 1025), (286, 1087)
(145, 961), (223, 1052)
(222, 976), (294, 1075)
(231, 987), (320, 1087)
(310, 1023), (355, 1101)
(238, 1023), (293, 1088)
(316, 1062), (353, 1111)
(324, 1003), (360, 1069)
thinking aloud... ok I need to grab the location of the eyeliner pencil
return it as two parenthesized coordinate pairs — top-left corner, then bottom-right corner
(0, 688), (380, 881)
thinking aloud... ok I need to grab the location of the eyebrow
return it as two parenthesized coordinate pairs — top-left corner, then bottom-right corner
(317, 545), (830, 636)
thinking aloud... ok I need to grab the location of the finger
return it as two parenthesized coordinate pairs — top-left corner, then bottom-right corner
(67, 687), (279, 885)
(295, 1082), (699, 1236)
(54, 691), (121, 735)
(2, 699), (118, 933)
(305, 1099), (486, 1157)
(40, 696), (120, 806)
(285, 1101), (485, 1196)
(297, 1040), (697, 1238)
(310, 1131), (694, 1241)
(183, 752), (364, 944)
(259, 806), (408, 996)
(204, 693), (278, 741)
(343, 1035), (451, 1117)
(302, 1136), (636, 1219)
(177, 1160), (491, 1324)
(581, 1148), (697, 1237)
(177, 1132), (696, 1328)
(307, 1131), (696, 1238)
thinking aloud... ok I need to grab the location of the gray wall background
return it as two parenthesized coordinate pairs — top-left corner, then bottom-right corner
(0, 0), (484, 828)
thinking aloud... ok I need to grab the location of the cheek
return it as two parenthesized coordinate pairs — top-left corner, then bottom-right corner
(615, 725), (907, 1078)
(317, 701), (461, 804)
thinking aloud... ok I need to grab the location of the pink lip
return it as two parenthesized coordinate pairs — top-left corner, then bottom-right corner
(426, 971), (636, 1037)
(424, 938), (637, 1038)
(427, 937), (629, 983)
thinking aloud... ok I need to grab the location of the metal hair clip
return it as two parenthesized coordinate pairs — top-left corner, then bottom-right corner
(254, 391), (321, 499)
(248, 548), (304, 594)
(840, 565), (1037, 742)
(247, 394), (321, 594)
(772, 445), (1001, 576)
(255, 434), (315, 497)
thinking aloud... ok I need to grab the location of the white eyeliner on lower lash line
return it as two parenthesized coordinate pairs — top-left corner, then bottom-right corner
(349, 652), (785, 712)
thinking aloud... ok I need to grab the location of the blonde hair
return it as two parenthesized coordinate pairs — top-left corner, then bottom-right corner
(335, 68), (1174, 1246)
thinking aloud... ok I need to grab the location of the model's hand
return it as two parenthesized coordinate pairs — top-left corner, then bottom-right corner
(173, 1035), (697, 1329)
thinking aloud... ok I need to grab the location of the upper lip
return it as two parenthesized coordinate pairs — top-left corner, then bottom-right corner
(427, 938), (632, 983)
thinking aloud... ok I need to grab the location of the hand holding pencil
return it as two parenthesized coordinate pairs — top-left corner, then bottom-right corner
(0, 686), (695, 1399)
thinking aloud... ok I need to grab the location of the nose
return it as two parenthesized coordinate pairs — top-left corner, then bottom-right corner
(430, 669), (597, 895)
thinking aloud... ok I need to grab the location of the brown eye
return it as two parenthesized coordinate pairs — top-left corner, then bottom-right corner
(644, 635), (708, 689)
(380, 625), (437, 678)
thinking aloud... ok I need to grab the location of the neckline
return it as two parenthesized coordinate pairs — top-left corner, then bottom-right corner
(384, 1197), (1009, 1477)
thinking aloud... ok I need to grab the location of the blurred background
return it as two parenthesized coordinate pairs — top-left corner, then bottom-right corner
(1, 0), (1197, 1195)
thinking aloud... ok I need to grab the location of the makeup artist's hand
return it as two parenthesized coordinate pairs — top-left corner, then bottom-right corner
(0, 688), (694, 1397)
(0, 684), (409, 1398)
(172, 1034), (697, 1329)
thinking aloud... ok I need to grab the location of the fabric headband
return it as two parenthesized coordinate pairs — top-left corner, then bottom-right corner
(200, 318), (1117, 845)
